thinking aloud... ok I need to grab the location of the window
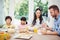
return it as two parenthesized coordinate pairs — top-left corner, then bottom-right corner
(14, 0), (28, 20)
(34, 0), (48, 17)
(4, 0), (9, 16)
(4, 0), (48, 25)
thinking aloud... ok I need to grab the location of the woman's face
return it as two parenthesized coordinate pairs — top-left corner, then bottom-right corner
(36, 10), (41, 18)
(6, 19), (11, 24)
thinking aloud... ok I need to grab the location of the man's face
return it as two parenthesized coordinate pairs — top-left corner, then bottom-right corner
(49, 8), (56, 18)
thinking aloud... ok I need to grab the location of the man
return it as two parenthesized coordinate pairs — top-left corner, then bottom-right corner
(41, 5), (60, 35)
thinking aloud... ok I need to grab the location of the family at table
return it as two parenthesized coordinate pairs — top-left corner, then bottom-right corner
(2, 5), (60, 36)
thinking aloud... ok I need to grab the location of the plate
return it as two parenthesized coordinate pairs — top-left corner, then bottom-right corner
(14, 33), (33, 40)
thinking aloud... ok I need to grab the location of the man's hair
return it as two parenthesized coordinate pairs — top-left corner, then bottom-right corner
(5, 16), (12, 21)
(49, 5), (59, 12)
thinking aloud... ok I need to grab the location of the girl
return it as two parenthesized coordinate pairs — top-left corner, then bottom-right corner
(19, 17), (28, 33)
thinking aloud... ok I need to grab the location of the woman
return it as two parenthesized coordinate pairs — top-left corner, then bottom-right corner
(32, 8), (43, 27)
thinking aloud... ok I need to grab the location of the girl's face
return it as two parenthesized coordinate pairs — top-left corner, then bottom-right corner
(36, 10), (41, 18)
(21, 20), (26, 25)
(6, 19), (11, 24)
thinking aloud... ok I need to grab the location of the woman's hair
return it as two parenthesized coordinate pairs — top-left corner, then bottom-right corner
(20, 17), (27, 24)
(5, 16), (12, 21)
(32, 8), (43, 26)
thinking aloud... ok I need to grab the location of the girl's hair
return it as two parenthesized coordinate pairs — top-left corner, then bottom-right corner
(32, 8), (43, 25)
(20, 17), (27, 24)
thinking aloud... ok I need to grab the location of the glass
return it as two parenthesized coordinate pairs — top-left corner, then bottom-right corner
(34, 27), (38, 33)
(0, 32), (10, 40)
(0, 34), (4, 40)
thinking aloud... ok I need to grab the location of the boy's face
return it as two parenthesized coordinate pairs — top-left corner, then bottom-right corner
(6, 19), (11, 24)
(21, 20), (26, 25)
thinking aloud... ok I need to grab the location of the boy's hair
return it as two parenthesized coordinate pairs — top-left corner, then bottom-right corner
(49, 5), (59, 12)
(5, 16), (12, 21)
(20, 17), (27, 24)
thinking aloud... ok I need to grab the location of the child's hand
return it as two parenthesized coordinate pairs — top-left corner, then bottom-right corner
(19, 28), (29, 33)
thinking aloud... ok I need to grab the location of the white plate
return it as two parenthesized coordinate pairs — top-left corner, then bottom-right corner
(14, 33), (33, 39)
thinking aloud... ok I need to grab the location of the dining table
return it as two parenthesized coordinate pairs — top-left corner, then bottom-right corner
(10, 33), (60, 40)
(0, 28), (60, 40)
